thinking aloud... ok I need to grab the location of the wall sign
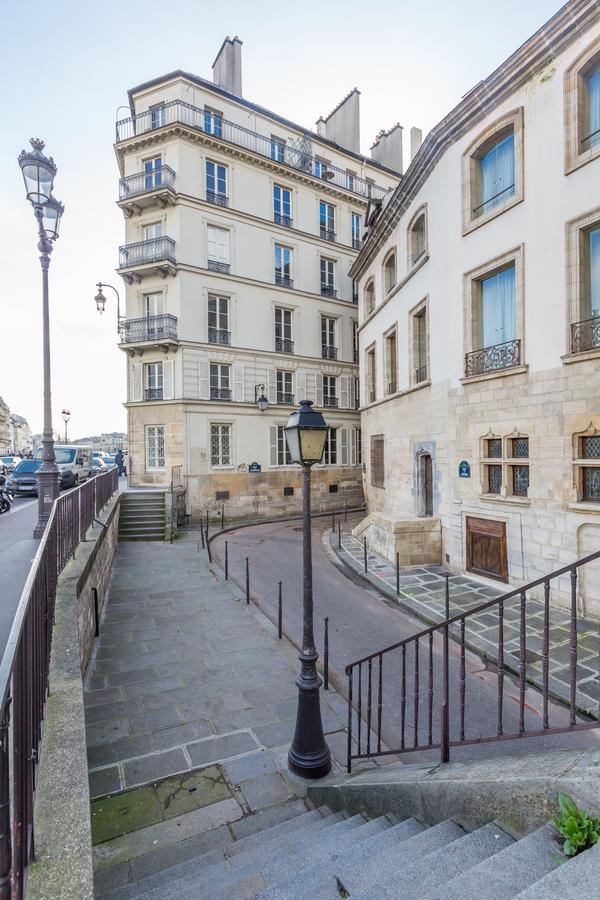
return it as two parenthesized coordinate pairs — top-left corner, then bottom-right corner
(458, 460), (471, 478)
(249, 462), (261, 473)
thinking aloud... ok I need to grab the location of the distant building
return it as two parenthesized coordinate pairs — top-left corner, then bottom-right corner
(0, 398), (10, 454)
(10, 415), (32, 454)
(71, 432), (127, 452)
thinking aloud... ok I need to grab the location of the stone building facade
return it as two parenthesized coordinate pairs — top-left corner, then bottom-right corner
(0, 398), (10, 454)
(352, 0), (600, 615)
(10, 415), (32, 454)
(114, 39), (400, 519)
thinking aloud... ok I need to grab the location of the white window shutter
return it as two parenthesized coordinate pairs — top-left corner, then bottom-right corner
(233, 364), (245, 402)
(269, 425), (278, 467)
(267, 368), (277, 403)
(316, 374), (323, 407)
(340, 428), (348, 465)
(340, 376), (349, 409)
(131, 363), (142, 401)
(198, 360), (210, 399)
(207, 226), (216, 261)
(296, 372), (307, 403)
(163, 359), (174, 400)
(351, 429), (357, 466)
(218, 229), (229, 264)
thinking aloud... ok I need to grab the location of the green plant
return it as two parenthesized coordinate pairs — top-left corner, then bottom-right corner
(553, 793), (600, 857)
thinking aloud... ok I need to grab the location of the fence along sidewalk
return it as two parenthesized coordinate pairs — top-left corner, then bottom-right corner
(0, 467), (118, 899)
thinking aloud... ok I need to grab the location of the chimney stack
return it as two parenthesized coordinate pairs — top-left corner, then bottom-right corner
(410, 127), (423, 162)
(370, 124), (403, 174)
(212, 36), (243, 97)
(317, 89), (360, 153)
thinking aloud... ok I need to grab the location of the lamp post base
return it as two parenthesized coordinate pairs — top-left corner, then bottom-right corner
(33, 469), (60, 538)
(288, 670), (331, 779)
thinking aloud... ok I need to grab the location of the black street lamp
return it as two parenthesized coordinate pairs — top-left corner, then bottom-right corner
(18, 139), (64, 538)
(254, 384), (268, 412)
(61, 409), (71, 443)
(95, 282), (125, 336)
(285, 400), (331, 778)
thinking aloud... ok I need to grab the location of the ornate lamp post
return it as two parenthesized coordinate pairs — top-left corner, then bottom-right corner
(254, 384), (268, 412)
(94, 282), (125, 335)
(61, 409), (71, 443)
(285, 400), (331, 778)
(18, 139), (64, 538)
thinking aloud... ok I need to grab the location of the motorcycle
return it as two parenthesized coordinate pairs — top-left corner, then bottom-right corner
(0, 474), (13, 514)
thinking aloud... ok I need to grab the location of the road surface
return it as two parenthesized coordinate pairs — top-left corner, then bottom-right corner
(0, 497), (39, 657)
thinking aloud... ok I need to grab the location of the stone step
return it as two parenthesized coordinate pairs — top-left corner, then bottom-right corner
(370, 822), (514, 899)
(119, 516), (166, 525)
(118, 534), (165, 542)
(119, 522), (166, 531)
(513, 840), (600, 898)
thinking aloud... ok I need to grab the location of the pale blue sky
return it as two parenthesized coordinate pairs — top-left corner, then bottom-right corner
(0, 0), (563, 438)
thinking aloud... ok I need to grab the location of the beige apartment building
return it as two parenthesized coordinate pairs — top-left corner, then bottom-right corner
(0, 398), (10, 454)
(114, 39), (399, 518)
(353, 0), (600, 614)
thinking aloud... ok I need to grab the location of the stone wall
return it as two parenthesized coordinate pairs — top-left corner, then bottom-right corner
(353, 512), (442, 566)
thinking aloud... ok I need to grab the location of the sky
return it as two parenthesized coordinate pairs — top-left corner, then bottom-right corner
(0, 0), (564, 439)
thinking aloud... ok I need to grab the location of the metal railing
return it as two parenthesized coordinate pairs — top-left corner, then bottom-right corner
(206, 190), (228, 207)
(0, 467), (118, 897)
(144, 388), (163, 401)
(352, 238), (363, 250)
(473, 183), (515, 215)
(115, 100), (389, 201)
(277, 392), (294, 404)
(465, 338), (520, 376)
(210, 387), (232, 401)
(321, 345), (338, 360)
(208, 327), (231, 346)
(274, 213), (292, 228)
(119, 236), (176, 269)
(120, 314), (177, 344)
(207, 259), (230, 274)
(275, 273), (293, 289)
(320, 227), (336, 242)
(119, 165), (175, 200)
(353, 349), (359, 364)
(581, 128), (600, 147)
(321, 285), (337, 299)
(323, 396), (338, 408)
(571, 315), (600, 354)
(415, 364), (428, 384)
(275, 337), (294, 354)
(346, 553), (600, 773)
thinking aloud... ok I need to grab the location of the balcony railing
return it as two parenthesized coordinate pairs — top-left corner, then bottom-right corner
(119, 165), (175, 200)
(465, 338), (521, 377)
(323, 396), (338, 408)
(208, 327), (231, 346)
(321, 285), (337, 299)
(206, 190), (228, 207)
(352, 238), (363, 250)
(275, 273), (294, 289)
(415, 364), (428, 384)
(387, 381), (397, 395)
(321, 345), (338, 360)
(210, 387), (232, 401)
(119, 236), (176, 268)
(116, 99), (389, 201)
(277, 392), (294, 404)
(120, 314), (178, 343)
(145, 387), (163, 401)
(208, 259), (230, 274)
(353, 349), (359, 364)
(274, 213), (292, 228)
(571, 316), (600, 354)
(275, 337), (294, 353)
(320, 227), (336, 242)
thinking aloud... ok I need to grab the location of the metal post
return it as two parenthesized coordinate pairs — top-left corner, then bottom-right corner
(278, 581), (282, 639)
(205, 508), (209, 539)
(337, 520), (341, 549)
(206, 533), (212, 564)
(331, 508), (335, 531)
(441, 572), (450, 763)
(324, 617), (329, 690)
(221, 503), (224, 532)
(199, 521), (205, 549)
(0, 698), (11, 898)
(345, 499), (348, 523)
(224, 541), (228, 580)
(92, 587), (99, 637)
(288, 464), (331, 779)
(363, 537), (368, 573)
(245, 557), (250, 604)
(396, 552), (400, 594)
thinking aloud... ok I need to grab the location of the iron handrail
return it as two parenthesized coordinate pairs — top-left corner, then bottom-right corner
(472, 182), (515, 214)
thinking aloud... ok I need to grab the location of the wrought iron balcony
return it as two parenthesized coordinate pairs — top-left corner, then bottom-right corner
(277, 392), (294, 405)
(352, 238), (363, 250)
(353, 349), (359, 364)
(571, 316), (600, 354)
(387, 381), (397, 395)
(119, 237), (176, 272)
(320, 227), (336, 242)
(275, 337), (294, 353)
(321, 285), (337, 299)
(210, 387), (232, 401)
(275, 273), (293, 289)
(208, 327), (231, 346)
(116, 100), (389, 201)
(208, 259), (230, 274)
(415, 365), (428, 384)
(144, 388), (163, 401)
(119, 165), (176, 202)
(206, 190), (228, 207)
(322, 345), (338, 360)
(464, 339), (521, 377)
(274, 213), (292, 228)
(323, 396), (338, 408)
(120, 314), (178, 344)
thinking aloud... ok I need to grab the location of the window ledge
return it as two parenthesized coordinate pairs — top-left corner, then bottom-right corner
(461, 364), (528, 385)
(479, 493), (530, 507)
(567, 502), (600, 514)
(562, 348), (600, 365)
(565, 146), (600, 177)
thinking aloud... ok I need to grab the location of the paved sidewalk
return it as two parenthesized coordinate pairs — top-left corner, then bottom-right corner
(334, 527), (600, 714)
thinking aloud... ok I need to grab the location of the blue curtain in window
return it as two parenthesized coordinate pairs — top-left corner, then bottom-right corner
(589, 68), (600, 148)
(481, 266), (516, 347)
(591, 227), (600, 317)
(481, 134), (515, 211)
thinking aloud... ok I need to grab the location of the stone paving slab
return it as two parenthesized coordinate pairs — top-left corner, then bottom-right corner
(334, 529), (600, 715)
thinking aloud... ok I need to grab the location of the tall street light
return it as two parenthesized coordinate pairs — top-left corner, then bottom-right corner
(284, 400), (331, 778)
(61, 409), (71, 443)
(18, 139), (64, 538)
(94, 282), (125, 335)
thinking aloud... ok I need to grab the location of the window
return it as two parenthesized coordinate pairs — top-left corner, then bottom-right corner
(273, 185), (292, 227)
(275, 245), (293, 288)
(384, 251), (397, 293)
(210, 363), (231, 401)
(486, 438), (502, 458)
(364, 279), (375, 316)
(145, 425), (165, 470)
(321, 316), (336, 359)
(276, 371), (293, 405)
(320, 258), (336, 297)
(352, 279), (358, 304)
(565, 42), (600, 172)
(366, 345), (376, 403)
(481, 432), (529, 498)
(277, 425), (292, 465)
(410, 301), (429, 384)
(275, 307), (293, 353)
(145, 362), (163, 400)
(586, 65), (600, 150)
(351, 213), (362, 249)
(323, 375), (337, 408)
(487, 465), (502, 494)
(463, 110), (523, 232)
(346, 171), (355, 191)
(206, 160), (227, 206)
(408, 209), (427, 267)
(144, 157), (162, 191)
(323, 428), (337, 464)
(480, 266), (516, 349)
(351, 427), (362, 465)
(320, 202), (336, 241)
(271, 136), (285, 162)
(210, 423), (231, 467)
(144, 222), (163, 240)
(208, 294), (230, 345)
(207, 225), (230, 273)
(384, 328), (397, 395)
(150, 105), (166, 129)
(144, 291), (164, 319)
(371, 435), (384, 487)
(352, 321), (359, 364)
(582, 437), (600, 500)
(314, 159), (328, 179)
(203, 109), (222, 137)
(477, 133), (515, 216)
(353, 376), (360, 410)
(567, 211), (600, 354)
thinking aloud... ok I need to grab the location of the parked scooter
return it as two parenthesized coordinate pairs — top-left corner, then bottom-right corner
(0, 474), (13, 514)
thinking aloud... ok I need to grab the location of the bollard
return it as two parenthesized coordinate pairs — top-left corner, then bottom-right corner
(225, 541), (229, 580)
(338, 520), (341, 549)
(396, 552), (400, 595)
(364, 536), (368, 573)
(324, 617), (329, 690)
(221, 503), (224, 532)
(206, 533), (213, 563)
(444, 572), (451, 620)
(200, 521), (205, 549)
(92, 587), (100, 637)
(278, 581), (282, 639)
(206, 508), (209, 539)
(246, 557), (250, 604)
(331, 508), (335, 531)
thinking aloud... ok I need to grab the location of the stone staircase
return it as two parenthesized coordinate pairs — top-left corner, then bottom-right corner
(97, 797), (598, 899)
(118, 492), (166, 541)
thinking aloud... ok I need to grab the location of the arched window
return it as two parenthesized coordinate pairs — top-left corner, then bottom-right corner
(407, 205), (428, 268)
(565, 39), (600, 173)
(383, 251), (397, 294)
(364, 279), (375, 316)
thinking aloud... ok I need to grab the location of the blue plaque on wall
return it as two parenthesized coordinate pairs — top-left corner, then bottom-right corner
(458, 460), (471, 478)
(249, 462), (261, 473)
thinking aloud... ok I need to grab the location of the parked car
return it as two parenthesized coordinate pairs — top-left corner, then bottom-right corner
(34, 444), (93, 486)
(102, 454), (117, 467)
(0, 455), (21, 474)
(92, 457), (109, 472)
(8, 459), (74, 495)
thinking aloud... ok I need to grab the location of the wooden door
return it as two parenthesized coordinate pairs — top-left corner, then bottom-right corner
(466, 517), (508, 582)
(422, 454), (433, 516)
